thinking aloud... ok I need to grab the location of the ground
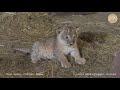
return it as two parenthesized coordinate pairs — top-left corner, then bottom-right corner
(0, 12), (120, 78)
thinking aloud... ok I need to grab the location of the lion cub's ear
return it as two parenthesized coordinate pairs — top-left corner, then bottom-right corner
(56, 29), (63, 35)
(55, 24), (67, 35)
(74, 25), (79, 31)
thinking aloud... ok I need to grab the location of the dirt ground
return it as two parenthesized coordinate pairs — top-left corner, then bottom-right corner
(0, 12), (120, 78)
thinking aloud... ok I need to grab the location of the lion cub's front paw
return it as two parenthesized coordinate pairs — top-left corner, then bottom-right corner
(31, 60), (38, 64)
(61, 60), (71, 68)
(75, 58), (86, 65)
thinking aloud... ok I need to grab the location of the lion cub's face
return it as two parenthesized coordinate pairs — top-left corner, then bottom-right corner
(57, 24), (78, 46)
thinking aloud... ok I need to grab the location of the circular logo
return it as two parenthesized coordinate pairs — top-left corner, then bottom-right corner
(108, 13), (118, 24)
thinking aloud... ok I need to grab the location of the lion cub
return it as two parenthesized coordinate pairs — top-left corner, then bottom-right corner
(14, 24), (86, 68)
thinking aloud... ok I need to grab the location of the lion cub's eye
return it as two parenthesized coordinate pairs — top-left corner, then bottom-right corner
(66, 36), (68, 39)
(73, 35), (76, 38)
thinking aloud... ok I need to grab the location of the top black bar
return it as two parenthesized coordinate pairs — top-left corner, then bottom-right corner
(0, 0), (119, 11)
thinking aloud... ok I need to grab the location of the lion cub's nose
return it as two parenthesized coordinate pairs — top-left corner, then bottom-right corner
(70, 43), (74, 46)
